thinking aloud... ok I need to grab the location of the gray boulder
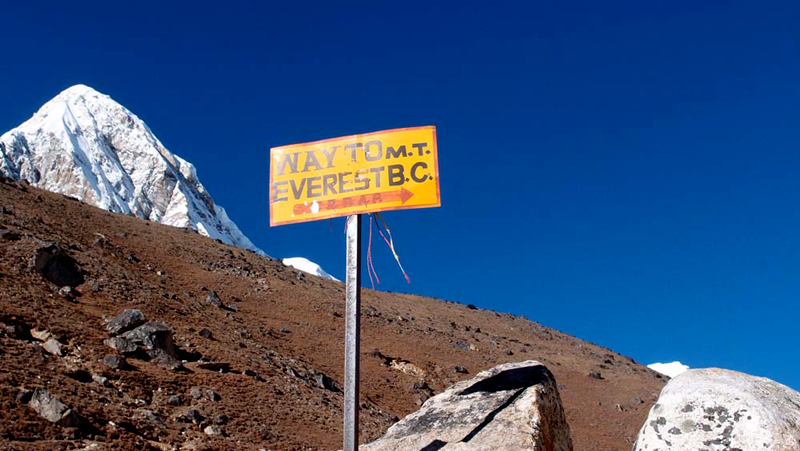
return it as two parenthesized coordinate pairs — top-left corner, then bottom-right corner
(633, 368), (800, 450)
(361, 360), (572, 451)
(100, 354), (126, 369)
(147, 348), (183, 370)
(29, 388), (83, 427)
(121, 322), (176, 356)
(42, 338), (63, 356)
(174, 408), (204, 424)
(105, 321), (182, 370)
(105, 309), (146, 335)
(205, 290), (223, 308)
(103, 336), (139, 354)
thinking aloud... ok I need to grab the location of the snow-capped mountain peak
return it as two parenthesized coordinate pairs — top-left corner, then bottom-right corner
(282, 257), (339, 281)
(0, 84), (263, 254)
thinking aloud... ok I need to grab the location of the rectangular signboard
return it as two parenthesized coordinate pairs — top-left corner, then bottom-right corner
(269, 126), (440, 226)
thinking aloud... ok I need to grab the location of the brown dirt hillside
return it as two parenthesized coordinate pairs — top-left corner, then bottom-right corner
(0, 177), (666, 451)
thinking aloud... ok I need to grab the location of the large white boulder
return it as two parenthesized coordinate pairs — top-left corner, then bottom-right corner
(633, 368), (800, 450)
(362, 360), (572, 451)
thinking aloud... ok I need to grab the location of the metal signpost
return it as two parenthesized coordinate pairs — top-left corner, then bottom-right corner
(343, 214), (361, 450)
(270, 126), (440, 450)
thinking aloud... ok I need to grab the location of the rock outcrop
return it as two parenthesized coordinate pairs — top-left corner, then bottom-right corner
(102, 310), (183, 370)
(633, 368), (800, 450)
(362, 360), (572, 451)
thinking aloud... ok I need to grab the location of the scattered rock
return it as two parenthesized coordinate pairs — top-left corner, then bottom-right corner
(190, 387), (204, 399)
(42, 338), (63, 356)
(86, 279), (101, 293)
(100, 354), (126, 370)
(135, 408), (164, 426)
(506, 349), (514, 356)
(198, 328), (213, 339)
(28, 388), (83, 427)
(167, 395), (183, 406)
(390, 360), (427, 378)
(244, 368), (258, 377)
(411, 380), (430, 391)
(30, 329), (52, 341)
(313, 373), (339, 392)
(174, 408), (204, 424)
(147, 347), (183, 370)
(633, 368), (800, 451)
(361, 360), (572, 450)
(31, 244), (85, 287)
(205, 290), (223, 308)
(204, 425), (224, 436)
(206, 389), (221, 402)
(214, 414), (230, 425)
(279, 326), (291, 334)
(452, 340), (470, 351)
(93, 233), (108, 247)
(452, 365), (468, 374)
(588, 371), (603, 380)
(57, 286), (75, 298)
(92, 374), (110, 386)
(105, 309), (146, 335)
(466, 304), (477, 310)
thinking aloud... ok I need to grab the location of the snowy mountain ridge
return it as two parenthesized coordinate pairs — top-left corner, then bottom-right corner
(0, 84), (263, 254)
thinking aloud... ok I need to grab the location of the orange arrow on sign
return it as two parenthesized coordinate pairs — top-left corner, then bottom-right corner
(293, 187), (414, 216)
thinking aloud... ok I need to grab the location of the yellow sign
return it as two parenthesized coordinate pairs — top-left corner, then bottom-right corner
(270, 126), (440, 226)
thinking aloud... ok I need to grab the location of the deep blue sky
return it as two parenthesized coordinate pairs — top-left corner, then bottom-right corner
(2, 1), (799, 389)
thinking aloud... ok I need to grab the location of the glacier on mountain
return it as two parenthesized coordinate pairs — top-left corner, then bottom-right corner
(0, 84), (263, 254)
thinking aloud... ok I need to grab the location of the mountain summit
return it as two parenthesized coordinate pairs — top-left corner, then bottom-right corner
(0, 84), (262, 254)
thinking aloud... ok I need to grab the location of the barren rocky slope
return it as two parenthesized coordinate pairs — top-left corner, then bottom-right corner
(0, 177), (665, 450)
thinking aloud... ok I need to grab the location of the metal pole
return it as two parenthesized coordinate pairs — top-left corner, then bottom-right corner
(344, 214), (362, 451)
